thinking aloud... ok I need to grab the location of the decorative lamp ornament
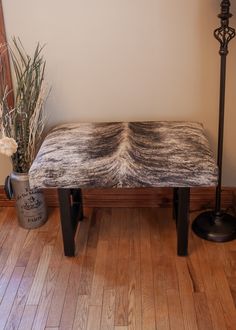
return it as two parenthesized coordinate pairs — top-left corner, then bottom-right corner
(192, 0), (236, 241)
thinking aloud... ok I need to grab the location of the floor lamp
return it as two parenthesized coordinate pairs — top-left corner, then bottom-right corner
(192, 0), (236, 241)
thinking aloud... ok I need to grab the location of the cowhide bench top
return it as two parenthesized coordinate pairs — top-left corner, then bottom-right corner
(29, 121), (218, 257)
(29, 121), (218, 189)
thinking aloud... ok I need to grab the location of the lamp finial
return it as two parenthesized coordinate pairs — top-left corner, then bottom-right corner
(214, 0), (235, 55)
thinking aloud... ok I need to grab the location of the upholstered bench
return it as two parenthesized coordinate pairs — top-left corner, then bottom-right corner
(29, 121), (218, 256)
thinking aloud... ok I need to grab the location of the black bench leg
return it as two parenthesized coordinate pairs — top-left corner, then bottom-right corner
(58, 188), (84, 257)
(177, 187), (190, 256)
(72, 189), (84, 220)
(173, 187), (179, 221)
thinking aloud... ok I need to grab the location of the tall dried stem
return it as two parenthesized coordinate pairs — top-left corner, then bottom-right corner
(0, 38), (48, 172)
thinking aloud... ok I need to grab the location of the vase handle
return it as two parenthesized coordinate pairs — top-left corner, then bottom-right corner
(4, 175), (13, 200)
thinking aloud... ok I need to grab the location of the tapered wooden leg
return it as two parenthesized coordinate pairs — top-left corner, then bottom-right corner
(177, 187), (190, 256)
(58, 188), (84, 257)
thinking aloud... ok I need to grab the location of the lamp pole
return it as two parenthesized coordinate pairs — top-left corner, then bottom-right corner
(192, 0), (236, 242)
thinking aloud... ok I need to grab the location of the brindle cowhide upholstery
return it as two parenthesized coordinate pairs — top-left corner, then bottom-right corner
(29, 121), (218, 189)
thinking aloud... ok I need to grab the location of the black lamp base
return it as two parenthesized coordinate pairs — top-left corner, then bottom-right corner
(192, 211), (236, 242)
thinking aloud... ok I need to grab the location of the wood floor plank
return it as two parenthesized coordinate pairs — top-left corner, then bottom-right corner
(175, 257), (198, 330)
(100, 289), (116, 330)
(16, 230), (38, 267)
(200, 235), (236, 329)
(4, 231), (48, 330)
(33, 294), (54, 330)
(0, 266), (24, 329)
(0, 227), (28, 302)
(193, 292), (213, 330)
(0, 214), (19, 275)
(139, 209), (156, 330)
(97, 208), (111, 241)
(0, 206), (8, 225)
(72, 295), (89, 330)
(0, 207), (15, 247)
(46, 258), (71, 327)
(59, 258), (85, 330)
(89, 240), (108, 306)
(59, 212), (93, 330)
(128, 209), (141, 330)
(18, 305), (37, 330)
(32, 228), (65, 330)
(223, 247), (236, 278)
(26, 244), (53, 305)
(114, 209), (130, 327)
(187, 230), (205, 293)
(203, 239), (227, 271)
(30, 281), (56, 330)
(167, 289), (184, 330)
(87, 305), (102, 330)
(75, 209), (92, 257)
(151, 209), (173, 330)
(192, 229), (227, 330)
(5, 276), (35, 330)
(156, 208), (176, 257)
(214, 268), (236, 330)
(128, 257), (139, 330)
(227, 275), (236, 307)
(104, 209), (120, 290)
(24, 232), (49, 278)
(38, 208), (60, 233)
(77, 210), (100, 296)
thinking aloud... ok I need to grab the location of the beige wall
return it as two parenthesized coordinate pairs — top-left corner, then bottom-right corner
(1, 0), (236, 185)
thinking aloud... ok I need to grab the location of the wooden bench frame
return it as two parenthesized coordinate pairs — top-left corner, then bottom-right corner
(58, 187), (190, 257)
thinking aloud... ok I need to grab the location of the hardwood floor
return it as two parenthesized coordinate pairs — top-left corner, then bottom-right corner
(0, 206), (236, 330)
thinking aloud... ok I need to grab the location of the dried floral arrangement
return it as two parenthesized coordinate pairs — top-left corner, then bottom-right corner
(0, 38), (48, 173)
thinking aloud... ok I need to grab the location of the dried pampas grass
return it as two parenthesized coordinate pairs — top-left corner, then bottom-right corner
(0, 38), (49, 172)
